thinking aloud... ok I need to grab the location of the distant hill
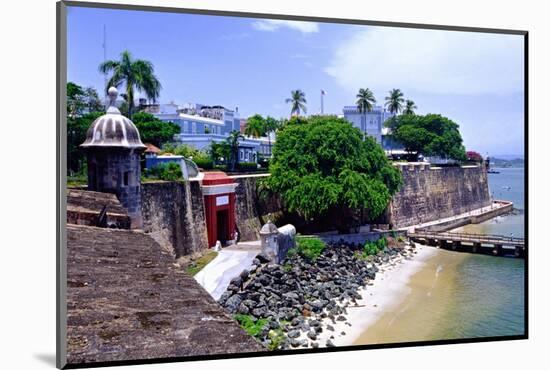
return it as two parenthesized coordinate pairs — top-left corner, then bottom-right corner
(490, 157), (524, 168)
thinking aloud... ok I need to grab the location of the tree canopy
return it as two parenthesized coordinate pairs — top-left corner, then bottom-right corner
(67, 111), (104, 175)
(387, 114), (466, 160)
(245, 114), (266, 137)
(67, 82), (103, 117)
(131, 112), (180, 148)
(285, 90), (307, 116)
(267, 115), (402, 226)
(356, 88), (376, 113)
(385, 89), (405, 114)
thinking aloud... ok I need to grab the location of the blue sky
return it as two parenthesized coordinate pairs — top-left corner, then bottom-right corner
(67, 6), (525, 156)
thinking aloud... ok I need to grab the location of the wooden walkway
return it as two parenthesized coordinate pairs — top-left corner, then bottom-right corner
(408, 230), (525, 258)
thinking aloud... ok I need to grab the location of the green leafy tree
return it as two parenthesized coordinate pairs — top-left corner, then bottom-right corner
(83, 87), (104, 113)
(67, 82), (104, 117)
(99, 50), (161, 119)
(245, 114), (266, 137)
(209, 141), (231, 165)
(268, 115), (402, 230)
(389, 114), (466, 160)
(403, 100), (418, 115)
(226, 130), (244, 171)
(131, 112), (180, 147)
(67, 111), (104, 175)
(67, 82), (85, 117)
(285, 89), (307, 116)
(385, 88), (405, 115)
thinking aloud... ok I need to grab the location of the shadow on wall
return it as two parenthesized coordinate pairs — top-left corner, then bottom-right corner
(141, 181), (209, 257)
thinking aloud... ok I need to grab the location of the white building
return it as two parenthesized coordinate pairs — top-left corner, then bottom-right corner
(342, 105), (395, 144)
(150, 103), (273, 163)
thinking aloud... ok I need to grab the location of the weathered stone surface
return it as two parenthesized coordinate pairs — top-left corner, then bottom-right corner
(66, 224), (264, 365)
(141, 181), (209, 257)
(232, 175), (282, 242)
(385, 164), (490, 228)
(66, 189), (131, 229)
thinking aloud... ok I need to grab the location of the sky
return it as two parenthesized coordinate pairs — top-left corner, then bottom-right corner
(67, 6), (525, 156)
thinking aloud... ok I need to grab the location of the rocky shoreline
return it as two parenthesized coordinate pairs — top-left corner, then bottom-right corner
(218, 238), (417, 350)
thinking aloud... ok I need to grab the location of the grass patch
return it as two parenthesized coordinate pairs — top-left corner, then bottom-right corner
(185, 251), (218, 276)
(234, 314), (269, 338)
(267, 328), (286, 350)
(288, 236), (326, 261)
(67, 175), (87, 187)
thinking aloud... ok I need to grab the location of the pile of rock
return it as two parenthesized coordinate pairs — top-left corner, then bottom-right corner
(218, 239), (414, 350)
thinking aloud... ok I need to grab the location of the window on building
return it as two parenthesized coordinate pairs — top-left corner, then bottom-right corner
(192, 122), (197, 134)
(240, 149), (244, 161)
(183, 121), (188, 133)
(123, 171), (130, 187)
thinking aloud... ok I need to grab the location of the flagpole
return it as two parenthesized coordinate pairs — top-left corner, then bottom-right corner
(103, 24), (108, 106)
(320, 90), (324, 114)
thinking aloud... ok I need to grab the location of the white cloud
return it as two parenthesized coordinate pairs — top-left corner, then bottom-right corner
(252, 19), (319, 34)
(324, 27), (524, 96)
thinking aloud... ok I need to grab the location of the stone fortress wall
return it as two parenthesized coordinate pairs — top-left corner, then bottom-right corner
(141, 180), (209, 257)
(138, 164), (490, 257)
(386, 163), (491, 228)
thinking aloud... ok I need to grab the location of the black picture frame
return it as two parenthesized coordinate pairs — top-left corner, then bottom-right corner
(57, 1), (528, 368)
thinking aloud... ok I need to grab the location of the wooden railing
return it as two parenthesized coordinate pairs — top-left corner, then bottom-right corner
(408, 230), (525, 246)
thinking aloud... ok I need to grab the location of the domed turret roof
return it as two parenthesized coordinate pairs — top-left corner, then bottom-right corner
(81, 87), (146, 150)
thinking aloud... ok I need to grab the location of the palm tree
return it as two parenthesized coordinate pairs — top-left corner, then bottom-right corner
(384, 88), (405, 115)
(264, 116), (280, 157)
(356, 88), (377, 137)
(245, 114), (266, 138)
(99, 50), (161, 119)
(226, 130), (244, 171)
(403, 100), (418, 115)
(285, 90), (307, 116)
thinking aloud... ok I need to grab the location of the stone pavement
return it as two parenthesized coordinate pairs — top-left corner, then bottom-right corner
(66, 225), (264, 365)
(194, 241), (262, 300)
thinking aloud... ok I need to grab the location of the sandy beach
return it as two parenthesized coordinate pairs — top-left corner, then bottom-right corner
(305, 243), (441, 347)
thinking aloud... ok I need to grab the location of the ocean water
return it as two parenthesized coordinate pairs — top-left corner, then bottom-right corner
(457, 167), (525, 237)
(444, 166), (526, 338)
(354, 167), (526, 345)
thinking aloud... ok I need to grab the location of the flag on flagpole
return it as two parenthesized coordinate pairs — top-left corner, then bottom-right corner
(321, 89), (327, 95)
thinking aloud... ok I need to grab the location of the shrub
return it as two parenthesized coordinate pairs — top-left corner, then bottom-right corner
(147, 162), (182, 181)
(363, 236), (387, 256)
(234, 314), (269, 338)
(238, 162), (259, 172)
(363, 242), (379, 256)
(194, 157), (214, 170)
(292, 236), (326, 261)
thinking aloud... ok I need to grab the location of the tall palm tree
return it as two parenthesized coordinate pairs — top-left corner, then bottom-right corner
(384, 88), (405, 115)
(99, 50), (161, 119)
(264, 116), (280, 157)
(356, 88), (377, 137)
(245, 114), (266, 138)
(226, 130), (244, 171)
(403, 100), (418, 115)
(285, 90), (307, 116)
